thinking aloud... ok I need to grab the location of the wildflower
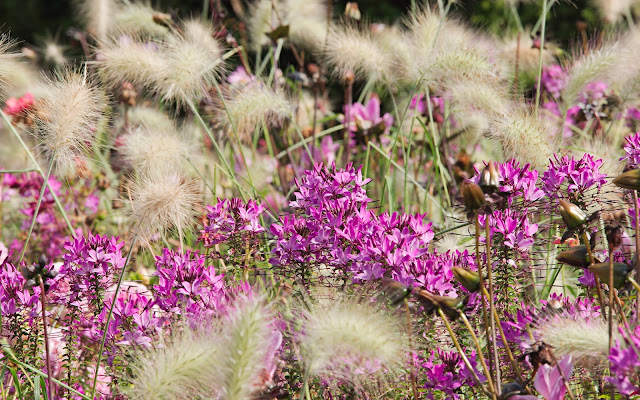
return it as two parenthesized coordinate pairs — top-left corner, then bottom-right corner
(420, 348), (485, 398)
(341, 96), (393, 135)
(607, 325), (640, 395)
(542, 154), (607, 202)
(620, 132), (640, 169)
(3, 92), (34, 115)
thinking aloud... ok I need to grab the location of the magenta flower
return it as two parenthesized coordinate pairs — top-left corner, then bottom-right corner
(538, 65), (567, 100)
(3, 92), (34, 116)
(541, 154), (607, 203)
(621, 132), (640, 169)
(607, 325), (640, 395)
(342, 96), (393, 134)
(227, 66), (255, 85)
(534, 355), (573, 400)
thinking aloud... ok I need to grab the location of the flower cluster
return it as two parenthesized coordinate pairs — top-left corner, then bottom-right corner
(621, 131), (640, 169)
(200, 198), (266, 247)
(153, 248), (227, 323)
(270, 163), (459, 295)
(541, 154), (607, 204)
(341, 97), (393, 142)
(470, 160), (545, 206)
(607, 325), (640, 395)
(419, 348), (485, 399)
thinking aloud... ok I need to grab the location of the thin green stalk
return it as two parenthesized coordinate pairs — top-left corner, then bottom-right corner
(437, 308), (495, 399)
(459, 313), (495, 396)
(0, 169), (37, 174)
(90, 237), (137, 399)
(38, 278), (53, 400)
(486, 217), (500, 395)
(18, 162), (54, 265)
(475, 215), (493, 383)
(0, 356), (91, 400)
(534, 0), (548, 114)
(0, 109), (74, 235)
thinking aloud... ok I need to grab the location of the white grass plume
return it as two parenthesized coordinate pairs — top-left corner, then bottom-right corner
(489, 106), (554, 170)
(536, 317), (619, 359)
(246, 0), (276, 51)
(448, 80), (509, 116)
(77, 0), (113, 40)
(119, 125), (194, 174)
(127, 171), (200, 244)
(0, 35), (38, 100)
(111, 3), (170, 38)
(563, 43), (619, 110)
(216, 295), (278, 400)
(499, 34), (554, 75)
(284, 0), (328, 51)
(97, 38), (168, 91)
(125, 106), (177, 132)
(182, 19), (222, 58)
(323, 23), (391, 84)
(42, 41), (68, 67)
(214, 81), (292, 143)
(298, 291), (406, 387)
(126, 327), (221, 400)
(31, 70), (105, 172)
(160, 32), (225, 106)
(593, 0), (636, 23)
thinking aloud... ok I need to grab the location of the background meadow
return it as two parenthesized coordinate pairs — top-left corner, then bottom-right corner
(2, 0), (640, 399)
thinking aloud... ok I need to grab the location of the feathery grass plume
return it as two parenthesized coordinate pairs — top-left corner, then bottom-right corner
(246, 0), (275, 51)
(127, 171), (200, 244)
(0, 35), (38, 100)
(216, 295), (279, 400)
(110, 3), (170, 38)
(374, 25), (413, 83)
(536, 317), (618, 359)
(593, 0), (636, 23)
(563, 42), (619, 111)
(489, 106), (555, 170)
(125, 327), (221, 400)
(448, 80), (509, 116)
(429, 46), (500, 91)
(42, 41), (68, 67)
(119, 125), (194, 174)
(298, 290), (406, 389)
(182, 19), (222, 58)
(77, 0), (113, 40)
(499, 34), (555, 75)
(156, 29), (225, 106)
(97, 37), (168, 92)
(323, 23), (391, 84)
(213, 81), (293, 144)
(125, 106), (177, 132)
(283, 0), (328, 51)
(31, 70), (105, 173)
(603, 29), (640, 99)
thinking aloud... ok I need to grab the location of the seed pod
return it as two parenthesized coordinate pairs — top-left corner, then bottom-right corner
(478, 161), (500, 192)
(556, 246), (591, 268)
(452, 266), (481, 292)
(588, 262), (631, 289)
(461, 180), (485, 212)
(559, 200), (587, 229)
(613, 169), (640, 190)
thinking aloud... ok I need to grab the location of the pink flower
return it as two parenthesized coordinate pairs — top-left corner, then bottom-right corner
(3, 93), (34, 116)
(533, 356), (573, 400)
(227, 66), (255, 85)
(342, 96), (393, 134)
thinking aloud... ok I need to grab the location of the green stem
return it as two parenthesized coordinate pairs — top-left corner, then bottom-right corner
(18, 162), (54, 265)
(90, 237), (137, 399)
(534, 0), (548, 114)
(0, 109), (74, 235)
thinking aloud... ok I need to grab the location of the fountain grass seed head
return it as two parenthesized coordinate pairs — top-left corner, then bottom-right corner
(119, 125), (195, 174)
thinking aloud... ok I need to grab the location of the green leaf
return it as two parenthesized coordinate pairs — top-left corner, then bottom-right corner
(9, 367), (23, 399)
(265, 25), (289, 41)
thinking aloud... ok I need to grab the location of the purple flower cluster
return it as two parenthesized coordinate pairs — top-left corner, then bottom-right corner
(470, 160), (545, 206)
(541, 154), (607, 204)
(419, 348), (485, 399)
(342, 97), (393, 135)
(153, 248), (228, 323)
(621, 131), (640, 169)
(539, 65), (567, 100)
(479, 209), (538, 253)
(200, 198), (266, 247)
(607, 325), (640, 395)
(270, 163), (459, 294)
(1, 172), (99, 263)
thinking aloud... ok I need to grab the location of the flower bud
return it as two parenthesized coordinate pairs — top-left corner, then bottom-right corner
(152, 12), (173, 27)
(478, 161), (500, 192)
(558, 200), (587, 229)
(452, 266), (481, 292)
(613, 169), (640, 190)
(556, 245), (591, 268)
(461, 180), (485, 212)
(588, 262), (631, 289)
